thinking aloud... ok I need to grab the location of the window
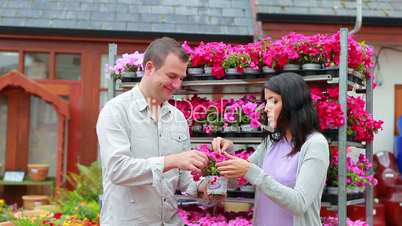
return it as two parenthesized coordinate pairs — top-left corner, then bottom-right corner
(28, 96), (57, 177)
(24, 52), (49, 80)
(0, 96), (7, 172)
(100, 54), (109, 109)
(56, 54), (81, 80)
(0, 52), (18, 75)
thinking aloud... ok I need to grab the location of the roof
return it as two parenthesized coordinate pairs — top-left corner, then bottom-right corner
(0, 0), (255, 37)
(256, 0), (402, 18)
(0, 70), (70, 118)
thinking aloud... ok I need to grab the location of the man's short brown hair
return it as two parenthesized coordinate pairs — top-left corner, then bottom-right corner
(143, 37), (189, 70)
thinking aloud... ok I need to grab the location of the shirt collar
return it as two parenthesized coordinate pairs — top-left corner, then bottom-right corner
(132, 85), (171, 117)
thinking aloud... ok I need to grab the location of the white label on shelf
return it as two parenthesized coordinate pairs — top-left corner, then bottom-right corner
(384, 173), (395, 178)
(373, 209), (376, 215)
(31, 169), (39, 173)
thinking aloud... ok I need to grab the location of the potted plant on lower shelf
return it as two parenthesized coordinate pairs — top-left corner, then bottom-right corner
(194, 144), (229, 196)
(223, 102), (241, 133)
(326, 146), (377, 194)
(239, 98), (265, 133)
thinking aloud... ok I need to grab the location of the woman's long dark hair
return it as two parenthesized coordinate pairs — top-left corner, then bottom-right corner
(264, 72), (320, 156)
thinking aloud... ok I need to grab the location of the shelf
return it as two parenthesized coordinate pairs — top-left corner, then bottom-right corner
(191, 135), (365, 148)
(0, 178), (54, 186)
(329, 141), (366, 149)
(191, 137), (262, 144)
(177, 192), (365, 207)
(321, 192), (365, 208)
(322, 198), (365, 209)
(175, 194), (255, 205)
(0, 178), (55, 196)
(118, 69), (366, 94)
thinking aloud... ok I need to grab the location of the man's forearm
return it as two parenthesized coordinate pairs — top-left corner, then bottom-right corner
(163, 153), (178, 172)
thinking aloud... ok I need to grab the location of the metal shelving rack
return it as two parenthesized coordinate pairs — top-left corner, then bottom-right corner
(107, 28), (374, 225)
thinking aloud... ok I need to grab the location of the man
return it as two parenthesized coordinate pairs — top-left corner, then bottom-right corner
(97, 37), (209, 226)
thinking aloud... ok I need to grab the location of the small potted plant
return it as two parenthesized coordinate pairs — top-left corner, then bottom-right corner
(191, 96), (209, 134)
(204, 107), (224, 135)
(239, 98), (264, 133)
(196, 145), (229, 196)
(110, 51), (144, 82)
(182, 41), (208, 76)
(222, 53), (249, 78)
(222, 102), (241, 133)
(298, 34), (325, 71)
(326, 146), (377, 194)
(203, 42), (227, 78)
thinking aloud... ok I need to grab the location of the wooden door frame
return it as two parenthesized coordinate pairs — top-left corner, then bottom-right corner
(0, 38), (102, 174)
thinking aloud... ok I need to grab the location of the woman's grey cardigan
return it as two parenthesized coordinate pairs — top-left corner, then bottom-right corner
(244, 132), (330, 226)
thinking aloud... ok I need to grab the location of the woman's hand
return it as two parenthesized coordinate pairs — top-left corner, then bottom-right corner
(217, 152), (251, 178)
(212, 137), (234, 154)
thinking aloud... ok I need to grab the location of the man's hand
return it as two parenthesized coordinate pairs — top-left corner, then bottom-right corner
(164, 150), (208, 173)
(212, 137), (234, 154)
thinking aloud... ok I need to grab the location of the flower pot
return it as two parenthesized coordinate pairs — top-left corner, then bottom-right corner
(225, 68), (242, 75)
(187, 67), (204, 75)
(204, 66), (212, 75)
(326, 186), (339, 194)
(302, 63), (322, 70)
(27, 164), (49, 181)
(283, 64), (300, 71)
(326, 186), (364, 194)
(223, 125), (240, 133)
(121, 71), (137, 82)
(121, 71), (136, 78)
(211, 125), (222, 133)
(244, 67), (260, 74)
(22, 195), (49, 210)
(136, 70), (144, 78)
(262, 66), (275, 73)
(241, 124), (260, 132)
(207, 176), (228, 195)
(240, 184), (255, 192)
(192, 124), (203, 133)
(224, 201), (252, 213)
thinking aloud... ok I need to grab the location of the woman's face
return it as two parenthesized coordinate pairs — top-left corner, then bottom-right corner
(264, 88), (282, 130)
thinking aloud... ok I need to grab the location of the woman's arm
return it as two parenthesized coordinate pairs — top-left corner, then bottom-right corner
(244, 135), (329, 216)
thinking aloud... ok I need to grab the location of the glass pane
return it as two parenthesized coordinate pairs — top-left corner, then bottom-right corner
(0, 96), (7, 175)
(29, 96), (57, 177)
(56, 54), (80, 80)
(0, 52), (18, 76)
(100, 91), (108, 110)
(24, 52), (49, 80)
(100, 54), (108, 88)
(101, 54), (123, 87)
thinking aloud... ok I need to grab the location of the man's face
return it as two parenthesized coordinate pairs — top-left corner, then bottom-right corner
(146, 53), (187, 103)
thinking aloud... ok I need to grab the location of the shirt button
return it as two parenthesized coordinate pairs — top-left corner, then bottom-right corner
(163, 198), (167, 202)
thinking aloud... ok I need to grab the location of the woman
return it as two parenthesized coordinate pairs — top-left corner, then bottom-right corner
(212, 72), (329, 226)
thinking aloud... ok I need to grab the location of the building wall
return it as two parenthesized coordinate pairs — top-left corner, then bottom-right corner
(373, 45), (402, 154)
